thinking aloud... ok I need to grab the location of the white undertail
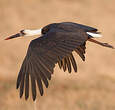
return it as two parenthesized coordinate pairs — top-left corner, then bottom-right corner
(86, 32), (102, 38)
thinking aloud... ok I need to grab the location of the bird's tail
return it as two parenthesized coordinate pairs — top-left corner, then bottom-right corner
(87, 32), (102, 38)
(88, 38), (115, 49)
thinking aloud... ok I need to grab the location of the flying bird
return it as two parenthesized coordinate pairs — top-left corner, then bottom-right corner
(5, 22), (114, 101)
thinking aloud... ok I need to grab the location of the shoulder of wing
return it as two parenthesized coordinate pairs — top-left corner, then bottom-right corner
(58, 22), (98, 32)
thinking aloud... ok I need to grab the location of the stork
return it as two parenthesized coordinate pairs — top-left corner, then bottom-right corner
(5, 22), (114, 101)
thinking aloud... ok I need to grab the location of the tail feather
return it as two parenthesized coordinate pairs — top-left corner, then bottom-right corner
(88, 38), (115, 49)
(87, 32), (102, 38)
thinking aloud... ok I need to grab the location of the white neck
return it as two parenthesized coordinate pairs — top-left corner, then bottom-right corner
(24, 29), (42, 36)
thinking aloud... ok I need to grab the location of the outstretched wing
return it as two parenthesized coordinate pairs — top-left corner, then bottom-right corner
(16, 28), (88, 101)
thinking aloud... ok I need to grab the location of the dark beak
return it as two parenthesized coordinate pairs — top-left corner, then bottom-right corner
(5, 33), (21, 40)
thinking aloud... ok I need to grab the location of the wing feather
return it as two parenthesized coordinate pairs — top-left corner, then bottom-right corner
(17, 27), (88, 100)
(57, 57), (63, 69)
(62, 58), (67, 72)
(34, 65), (44, 96)
(75, 48), (85, 61)
(34, 55), (51, 80)
(69, 53), (77, 72)
(65, 57), (72, 73)
(25, 64), (29, 100)
(31, 56), (49, 88)
(19, 60), (27, 98)
(29, 61), (37, 101)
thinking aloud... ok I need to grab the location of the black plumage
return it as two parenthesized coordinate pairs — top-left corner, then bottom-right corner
(5, 22), (114, 101)
(16, 22), (90, 101)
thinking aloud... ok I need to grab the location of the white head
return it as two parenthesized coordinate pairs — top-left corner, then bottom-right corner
(5, 28), (42, 40)
(21, 29), (42, 36)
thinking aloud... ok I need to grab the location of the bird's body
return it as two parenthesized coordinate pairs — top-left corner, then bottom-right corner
(5, 22), (114, 101)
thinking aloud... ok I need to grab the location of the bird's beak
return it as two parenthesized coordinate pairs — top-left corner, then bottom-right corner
(5, 33), (22, 40)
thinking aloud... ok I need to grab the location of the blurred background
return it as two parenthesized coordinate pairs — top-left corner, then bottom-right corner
(0, 0), (115, 110)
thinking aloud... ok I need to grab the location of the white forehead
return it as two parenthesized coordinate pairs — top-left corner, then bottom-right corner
(23, 29), (42, 36)
(24, 29), (42, 34)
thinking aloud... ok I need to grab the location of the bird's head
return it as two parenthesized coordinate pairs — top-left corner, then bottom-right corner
(5, 29), (42, 40)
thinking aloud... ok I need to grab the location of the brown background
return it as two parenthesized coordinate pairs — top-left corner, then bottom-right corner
(0, 0), (115, 110)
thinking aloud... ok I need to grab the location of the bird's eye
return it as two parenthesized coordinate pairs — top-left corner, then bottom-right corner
(42, 27), (49, 34)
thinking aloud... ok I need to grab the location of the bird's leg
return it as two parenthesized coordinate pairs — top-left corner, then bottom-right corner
(88, 38), (115, 49)
(34, 99), (37, 110)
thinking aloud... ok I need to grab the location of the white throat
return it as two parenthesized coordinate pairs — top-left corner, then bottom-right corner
(24, 29), (42, 36)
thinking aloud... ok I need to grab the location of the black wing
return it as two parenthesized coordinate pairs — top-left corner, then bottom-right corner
(57, 43), (86, 73)
(16, 28), (88, 101)
(59, 22), (98, 32)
